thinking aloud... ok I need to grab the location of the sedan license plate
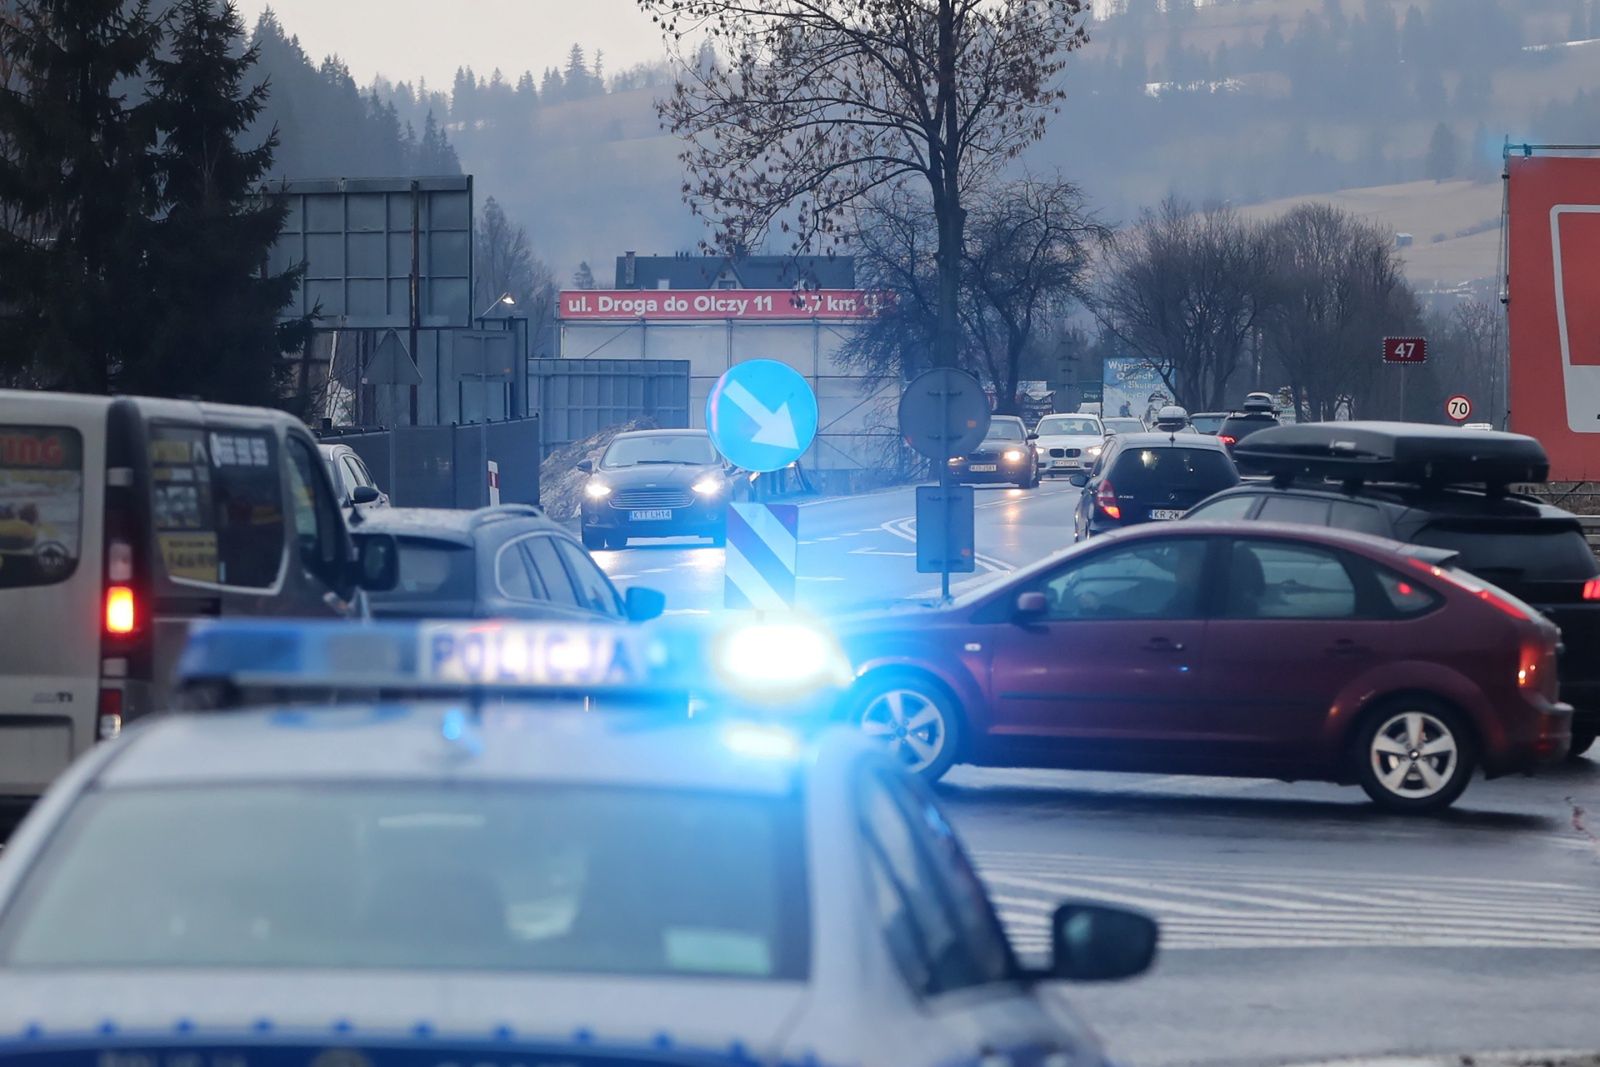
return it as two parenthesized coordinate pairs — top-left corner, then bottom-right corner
(629, 509), (672, 521)
(1149, 508), (1185, 520)
(969, 464), (998, 473)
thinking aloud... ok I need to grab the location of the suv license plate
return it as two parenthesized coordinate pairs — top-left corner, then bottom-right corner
(969, 464), (998, 472)
(630, 509), (672, 521)
(1149, 508), (1184, 521)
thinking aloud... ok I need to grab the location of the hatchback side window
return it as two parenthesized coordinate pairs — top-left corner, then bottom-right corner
(523, 536), (580, 608)
(857, 771), (1007, 996)
(1329, 501), (1390, 538)
(340, 456), (367, 495)
(1225, 541), (1357, 620)
(1038, 539), (1209, 620)
(1189, 494), (1257, 521)
(1256, 496), (1332, 525)
(554, 539), (624, 618)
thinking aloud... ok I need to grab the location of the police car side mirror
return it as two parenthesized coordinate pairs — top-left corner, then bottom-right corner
(351, 533), (399, 592)
(577, 459), (594, 474)
(351, 485), (380, 506)
(624, 586), (665, 622)
(1068, 472), (1089, 488)
(1047, 902), (1158, 982)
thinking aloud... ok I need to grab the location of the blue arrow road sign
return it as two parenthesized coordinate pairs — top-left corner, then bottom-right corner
(705, 359), (819, 473)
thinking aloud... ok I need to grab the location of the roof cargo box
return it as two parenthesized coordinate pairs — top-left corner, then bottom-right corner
(1233, 421), (1549, 487)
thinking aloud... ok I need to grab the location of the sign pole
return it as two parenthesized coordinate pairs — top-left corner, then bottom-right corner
(940, 377), (951, 603)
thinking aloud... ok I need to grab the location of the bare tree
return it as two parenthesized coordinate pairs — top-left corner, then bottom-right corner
(1096, 199), (1272, 411)
(474, 195), (536, 310)
(639, 0), (1090, 369)
(842, 178), (1103, 410)
(962, 179), (1107, 411)
(1259, 203), (1417, 421)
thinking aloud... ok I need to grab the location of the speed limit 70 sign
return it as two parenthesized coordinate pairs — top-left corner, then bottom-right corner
(1446, 395), (1473, 422)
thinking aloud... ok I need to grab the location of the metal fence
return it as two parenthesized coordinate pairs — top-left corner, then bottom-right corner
(318, 415), (541, 509)
(528, 359), (690, 450)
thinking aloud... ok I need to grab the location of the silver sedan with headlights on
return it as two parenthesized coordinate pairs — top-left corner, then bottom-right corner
(1032, 413), (1107, 479)
(578, 429), (731, 549)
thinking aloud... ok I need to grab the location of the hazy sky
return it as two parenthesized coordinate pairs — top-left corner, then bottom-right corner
(235, 0), (671, 89)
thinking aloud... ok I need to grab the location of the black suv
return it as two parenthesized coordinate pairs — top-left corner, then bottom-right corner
(1218, 392), (1281, 455)
(1071, 431), (1240, 539)
(1187, 422), (1600, 756)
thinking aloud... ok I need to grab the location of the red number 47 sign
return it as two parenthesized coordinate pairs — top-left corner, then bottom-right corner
(1383, 337), (1428, 364)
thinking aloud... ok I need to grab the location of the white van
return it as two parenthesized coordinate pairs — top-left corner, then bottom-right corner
(0, 392), (396, 799)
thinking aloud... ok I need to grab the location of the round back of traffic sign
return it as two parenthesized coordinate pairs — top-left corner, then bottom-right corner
(705, 359), (820, 473)
(898, 368), (991, 460)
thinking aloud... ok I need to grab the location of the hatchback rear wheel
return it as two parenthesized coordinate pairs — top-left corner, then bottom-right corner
(1354, 700), (1475, 813)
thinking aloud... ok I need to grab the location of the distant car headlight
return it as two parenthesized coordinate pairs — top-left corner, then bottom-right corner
(584, 480), (612, 500)
(947, 457), (962, 466)
(1087, 444), (1103, 458)
(1003, 449), (1025, 462)
(692, 476), (725, 496)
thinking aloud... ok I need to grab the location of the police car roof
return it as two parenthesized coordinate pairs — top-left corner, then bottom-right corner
(93, 705), (829, 795)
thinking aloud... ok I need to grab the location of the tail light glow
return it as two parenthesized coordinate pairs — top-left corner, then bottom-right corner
(1583, 578), (1600, 602)
(105, 585), (137, 635)
(1095, 479), (1122, 521)
(1219, 434), (1237, 447)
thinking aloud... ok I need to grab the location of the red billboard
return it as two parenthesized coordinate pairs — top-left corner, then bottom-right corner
(558, 289), (885, 322)
(1507, 154), (1600, 480)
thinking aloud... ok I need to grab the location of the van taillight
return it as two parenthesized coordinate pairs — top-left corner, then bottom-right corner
(1583, 578), (1600, 602)
(105, 585), (137, 635)
(1096, 479), (1122, 521)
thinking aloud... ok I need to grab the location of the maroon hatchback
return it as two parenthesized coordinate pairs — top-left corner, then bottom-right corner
(836, 522), (1572, 812)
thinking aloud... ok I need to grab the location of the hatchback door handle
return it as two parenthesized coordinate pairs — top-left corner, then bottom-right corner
(1144, 637), (1185, 653)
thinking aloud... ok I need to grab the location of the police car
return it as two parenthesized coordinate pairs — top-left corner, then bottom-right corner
(0, 619), (1156, 1067)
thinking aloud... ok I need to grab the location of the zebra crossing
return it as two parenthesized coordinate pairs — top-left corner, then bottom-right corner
(972, 849), (1600, 952)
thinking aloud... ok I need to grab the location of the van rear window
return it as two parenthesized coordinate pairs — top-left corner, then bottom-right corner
(0, 426), (82, 589)
(150, 426), (284, 589)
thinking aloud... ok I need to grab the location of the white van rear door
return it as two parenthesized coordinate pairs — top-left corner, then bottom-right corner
(0, 406), (104, 793)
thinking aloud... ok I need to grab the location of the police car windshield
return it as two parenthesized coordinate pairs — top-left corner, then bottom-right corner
(601, 435), (718, 468)
(0, 783), (809, 979)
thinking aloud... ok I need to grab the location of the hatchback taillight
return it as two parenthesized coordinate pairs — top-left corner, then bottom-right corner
(1583, 578), (1600, 602)
(1219, 434), (1237, 447)
(1096, 479), (1121, 521)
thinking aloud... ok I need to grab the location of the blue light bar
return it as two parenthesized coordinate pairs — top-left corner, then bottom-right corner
(174, 616), (851, 710)
(177, 620), (681, 696)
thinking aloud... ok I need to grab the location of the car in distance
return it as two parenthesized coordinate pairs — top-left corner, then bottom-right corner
(1032, 412), (1106, 479)
(1189, 412), (1227, 435)
(354, 504), (663, 623)
(1218, 392), (1281, 453)
(837, 522), (1570, 811)
(318, 441), (388, 509)
(1072, 431), (1239, 540)
(1102, 416), (1146, 436)
(0, 620), (1158, 1067)
(579, 429), (731, 549)
(948, 414), (1039, 488)
(1188, 420), (1600, 758)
